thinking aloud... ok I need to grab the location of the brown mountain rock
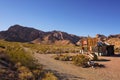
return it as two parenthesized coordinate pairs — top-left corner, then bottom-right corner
(0, 25), (81, 45)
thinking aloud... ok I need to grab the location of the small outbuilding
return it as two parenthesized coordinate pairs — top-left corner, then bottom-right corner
(96, 41), (114, 56)
(78, 36), (114, 56)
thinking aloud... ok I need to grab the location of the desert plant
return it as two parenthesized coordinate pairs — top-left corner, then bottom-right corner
(73, 54), (89, 67)
(0, 40), (39, 69)
(0, 40), (58, 80)
(18, 66), (34, 80)
(59, 54), (70, 61)
(42, 72), (58, 80)
(32, 69), (43, 79)
(6, 47), (38, 69)
(54, 54), (72, 61)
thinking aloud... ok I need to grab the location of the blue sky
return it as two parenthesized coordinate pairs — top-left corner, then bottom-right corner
(0, 0), (120, 36)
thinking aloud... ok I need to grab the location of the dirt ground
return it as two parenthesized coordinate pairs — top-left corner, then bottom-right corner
(34, 53), (120, 80)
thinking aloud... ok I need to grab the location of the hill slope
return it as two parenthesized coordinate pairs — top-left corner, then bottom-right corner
(0, 25), (44, 42)
(0, 25), (81, 45)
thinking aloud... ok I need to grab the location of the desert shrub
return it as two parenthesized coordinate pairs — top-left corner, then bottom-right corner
(59, 54), (70, 61)
(0, 40), (38, 69)
(54, 55), (60, 60)
(54, 54), (72, 61)
(0, 40), (58, 80)
(22, 42), (81, 54)
(18, 66), (34, 80)
(73, 55), (89, 67)
(5, 46), (38, 69)
(32, 69), (43, 79)
(15, 62), (43, 80)
(42, 72), (58, 80)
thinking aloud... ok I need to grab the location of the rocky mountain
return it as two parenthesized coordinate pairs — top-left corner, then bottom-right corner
(108, 34), (120, 39)
(96, 34), (107, 40)
(106, 34), (120, 48)
(95, 34), (120, 49)
(107, 38), (120, 48)
(42, 30), (80, 44)
(0, 25), (81, 45)
(0, 25), (45, 42)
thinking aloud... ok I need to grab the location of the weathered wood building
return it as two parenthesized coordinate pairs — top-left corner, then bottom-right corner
(78, 36), (114, 56)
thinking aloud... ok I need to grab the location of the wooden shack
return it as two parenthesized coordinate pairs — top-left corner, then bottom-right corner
(96, 42), (114, 56)
(79, 36), (114, 56)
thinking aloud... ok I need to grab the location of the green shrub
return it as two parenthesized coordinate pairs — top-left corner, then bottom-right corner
(73, 55), (89, 67)
(0, 40), (38, 69)
(5, 46), (38, 69)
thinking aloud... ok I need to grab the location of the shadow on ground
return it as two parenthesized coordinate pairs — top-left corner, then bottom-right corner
(97, 59), (110, 62)
(113, 54), (120, 57)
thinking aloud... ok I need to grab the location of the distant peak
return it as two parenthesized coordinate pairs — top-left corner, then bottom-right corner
(10, 24), (25, 28)
(8, 24), (43, 32)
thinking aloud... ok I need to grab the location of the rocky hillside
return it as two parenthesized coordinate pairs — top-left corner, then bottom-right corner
(0, 25), (81, 45)
(107, 38), (120, 48)
(96, 34), (107, 41)
(41, 30), (80, 44)
(95, 34), (120, 49)
(105, 34), (120, 48)
(108, 34), (120, 39)
(0, 25), (45, 42)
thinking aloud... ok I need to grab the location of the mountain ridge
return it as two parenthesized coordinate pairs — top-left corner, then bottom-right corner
(0, 25), (81, 45)
(0, 24), (120, 47)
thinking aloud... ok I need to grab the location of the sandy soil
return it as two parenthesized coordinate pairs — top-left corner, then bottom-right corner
(34, 53), (120, 80)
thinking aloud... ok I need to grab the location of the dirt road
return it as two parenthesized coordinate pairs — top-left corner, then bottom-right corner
(34, 53), (120, 80)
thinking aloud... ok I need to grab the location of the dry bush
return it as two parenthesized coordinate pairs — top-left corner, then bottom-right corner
(42, 72), (58, 80)
(54, 54), (72, 61)
(73, 54), (89, 67)
(18, 66), (34, 80)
